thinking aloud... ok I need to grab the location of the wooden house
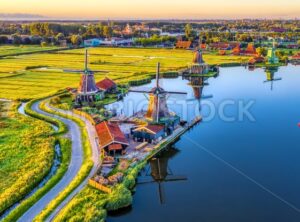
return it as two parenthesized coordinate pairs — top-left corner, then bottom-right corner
(96, 77), (117, 93)
(96, 121), (129, 155)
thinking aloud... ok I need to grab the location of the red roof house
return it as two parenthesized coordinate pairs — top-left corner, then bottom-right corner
(232, 44), (241, 55)
(292, 53), (300, 60)
(95, 121), (128, 150)
(176, 41), (192, 49)
(96, 77), (117, 93)
(244, 43), (257, 55)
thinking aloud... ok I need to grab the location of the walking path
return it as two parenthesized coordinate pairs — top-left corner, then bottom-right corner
(17, 100), (99, 222)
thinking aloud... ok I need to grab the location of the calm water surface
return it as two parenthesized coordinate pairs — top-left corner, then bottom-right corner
(107, 65), (300, 222)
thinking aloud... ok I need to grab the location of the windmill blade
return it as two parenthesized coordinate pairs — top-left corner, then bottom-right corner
(165, 91), (187, 95)
(92, 70), (110, 73)
(158, 182), (166, 204)
(263, 78), (282, 83)
(143, 93), (149, 101)
(129, 89), (151, 93)
(63, 69), (83, 73)
(137, 178), (156, 185)
(167, 93), (186, 100)
(186, 94), (213, 101)
(164, 175), (188, 181)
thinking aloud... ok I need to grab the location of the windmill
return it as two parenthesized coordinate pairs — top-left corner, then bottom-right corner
(263, 67), (282, 91)
(129, 63), (186, 123)
(138, 147), (187, 204)
(63, 49), (108, 104)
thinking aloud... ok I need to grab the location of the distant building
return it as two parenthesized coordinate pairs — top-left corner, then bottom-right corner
(175, 41), (192, 49)
(84, 38), (101, 47)
(210, 42), (238, 50)
(291, 53), (300, 60)
(101, 38), (134, 46)
(232, 44), (241, 55)
(272, 28), (287, 33)
(160, 32), (185, 38)
(244, 43), (257, 55)
(122, 24), (133, 35)
(96, 121), (129, 155)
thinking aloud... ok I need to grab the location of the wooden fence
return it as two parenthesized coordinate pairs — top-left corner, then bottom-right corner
(88, 179), (112, 193)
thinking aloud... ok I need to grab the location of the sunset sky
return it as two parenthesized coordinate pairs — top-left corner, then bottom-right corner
(1, 0), (300, 19)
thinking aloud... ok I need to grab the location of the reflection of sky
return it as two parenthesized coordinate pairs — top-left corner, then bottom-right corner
(107, 65), (300, 124)
(108, 64), (300, 222)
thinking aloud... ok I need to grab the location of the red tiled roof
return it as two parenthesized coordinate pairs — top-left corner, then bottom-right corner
(176, 41), (192, 49)
(96, 121), (128, 148)
(292, 53), (300, 59)
(232, 45), (241, 55)
(245, 43), (256, 54)
(96, 77), (116, 91)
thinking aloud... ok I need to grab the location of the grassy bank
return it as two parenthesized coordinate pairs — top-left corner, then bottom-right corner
(0, 101), (54, 215)
(53, 161), (146, 221)
(2, 98), (71, 222)
(2, 138), (71, 222)
(33, 100), (94, 222)
(0, 45), (60, 57)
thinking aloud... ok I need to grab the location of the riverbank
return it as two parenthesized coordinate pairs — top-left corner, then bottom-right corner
(0, 101), (56, 219)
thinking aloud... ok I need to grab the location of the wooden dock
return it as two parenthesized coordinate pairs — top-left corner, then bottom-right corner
(146, 116), (202, 160)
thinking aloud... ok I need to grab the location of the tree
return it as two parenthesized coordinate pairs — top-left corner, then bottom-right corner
(11, 34), (22, 45)
(70, 35), (82, 46)
(103, 26), (113, 38)
(41, 41), (48, 47)
(185, 24), (192, 39)
(256, 47), (268, 56)
(0, 36), (8, 44)
(55, 33), (65, 41)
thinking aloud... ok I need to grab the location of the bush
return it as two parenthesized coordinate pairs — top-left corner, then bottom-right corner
(106, 184), (132, 211)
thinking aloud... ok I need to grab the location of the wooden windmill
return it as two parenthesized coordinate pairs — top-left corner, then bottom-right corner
(129, 63), (186, 123)
(63, 49), (107, 104)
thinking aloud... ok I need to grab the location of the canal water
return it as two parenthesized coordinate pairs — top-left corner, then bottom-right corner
(107, 65), (300, 222)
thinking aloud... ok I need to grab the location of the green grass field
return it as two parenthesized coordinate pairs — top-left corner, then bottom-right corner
(0, 101), (55, 214)
(0, 47), (249, 100)
(0, 45), (59, 57)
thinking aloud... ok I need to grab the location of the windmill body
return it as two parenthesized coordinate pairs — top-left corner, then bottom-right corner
(67, 49), (105, 104)
(130, 63), (184, 126)
(189, 49), (209, 75)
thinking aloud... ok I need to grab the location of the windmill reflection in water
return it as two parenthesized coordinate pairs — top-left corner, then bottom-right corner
(138, 146), (187, 204)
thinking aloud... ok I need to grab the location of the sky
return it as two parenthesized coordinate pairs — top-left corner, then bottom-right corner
(1, 0), (300, 20)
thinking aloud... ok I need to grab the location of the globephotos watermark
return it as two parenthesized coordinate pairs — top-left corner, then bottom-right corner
(107, 98), (256, 123)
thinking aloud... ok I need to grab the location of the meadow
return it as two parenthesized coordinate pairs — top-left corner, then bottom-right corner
(0, 45), (58, 57)
(0, 101), (55, 214)
(0, 47), (249, 100)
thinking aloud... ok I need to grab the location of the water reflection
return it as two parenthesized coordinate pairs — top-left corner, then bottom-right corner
(263, 67), (281, 91)
(138, 147), (187, 204)
(108, 65), (300, 222)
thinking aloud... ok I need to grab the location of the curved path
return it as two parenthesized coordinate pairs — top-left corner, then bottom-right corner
(18, 100), (99, 222)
